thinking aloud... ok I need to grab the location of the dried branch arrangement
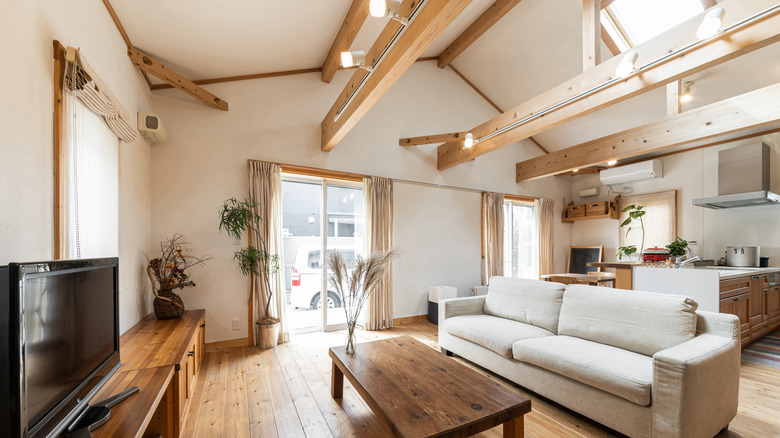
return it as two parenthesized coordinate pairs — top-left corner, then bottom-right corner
(146, 234), (211, 301)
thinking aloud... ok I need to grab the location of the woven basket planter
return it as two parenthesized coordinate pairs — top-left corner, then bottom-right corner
(154, 289), (185, 319)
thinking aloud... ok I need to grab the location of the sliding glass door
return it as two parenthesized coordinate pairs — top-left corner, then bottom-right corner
(282, 175), (364, 333)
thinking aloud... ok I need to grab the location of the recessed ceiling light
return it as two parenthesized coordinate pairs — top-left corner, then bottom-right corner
(607, 160), (618, 166)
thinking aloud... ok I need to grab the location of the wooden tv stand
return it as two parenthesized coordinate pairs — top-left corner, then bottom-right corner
(91, 309), (206, 438)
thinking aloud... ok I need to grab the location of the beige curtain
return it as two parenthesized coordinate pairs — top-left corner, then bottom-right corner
(535, 198), (554, 277)
(248, 161), (288, 345)
(64, 47), (137, 143)
(482, 192), (504, 285)
(364, 177), (394, 330)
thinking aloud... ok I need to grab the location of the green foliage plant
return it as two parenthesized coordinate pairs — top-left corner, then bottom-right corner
(666, 237), (689, 257)
(617, 204), (646, 261)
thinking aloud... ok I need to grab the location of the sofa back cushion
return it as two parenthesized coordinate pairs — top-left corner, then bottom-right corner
(484, 277), (565, 333)
(558, 284), (698, 356)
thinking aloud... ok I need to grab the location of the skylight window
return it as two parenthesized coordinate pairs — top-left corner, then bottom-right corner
(601, 0), (708, 51)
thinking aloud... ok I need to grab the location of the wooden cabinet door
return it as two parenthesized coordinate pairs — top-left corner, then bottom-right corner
(750, 276), (763, 317)
(720, 293), (751, 334)
(766, 286), (780, 319)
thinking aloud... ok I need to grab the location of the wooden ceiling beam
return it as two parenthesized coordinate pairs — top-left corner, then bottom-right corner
(321, 0), (370, 83)
(128, 47), (229, 111)
(437, 0), (780, 170)
(321, 0), (471, 151)
(515, 81), (780, 182)
(101, 0), (153, 88)
(437, 0), (524, 68)
(400, 132), (468, 146)
(582, 0), (602, 70)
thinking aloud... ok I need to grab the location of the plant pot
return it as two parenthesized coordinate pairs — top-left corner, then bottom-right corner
(257, 321), (280, 349)
(153, 289), (185, 319)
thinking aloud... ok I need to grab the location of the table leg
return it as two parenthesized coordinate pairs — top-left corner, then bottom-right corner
(331, 361), (344, 399)
(503, 416), (524, 438)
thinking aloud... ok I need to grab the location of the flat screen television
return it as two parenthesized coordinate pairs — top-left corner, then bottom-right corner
(0, 258), (120, 438)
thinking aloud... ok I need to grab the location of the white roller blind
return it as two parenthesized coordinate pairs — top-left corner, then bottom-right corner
(61, 91), (119, 259)
(618, 190), (677, 252)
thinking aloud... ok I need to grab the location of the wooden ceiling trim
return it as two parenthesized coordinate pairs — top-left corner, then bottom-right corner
(515, 81), (780, 182)
(437, 0), (524, 68)
(437, 0), (780, 170)
(321, 0), (471, 152)
(400, 132), (467, 146)
(321, 0), (370, 83)
(128, 48), (229, 110)
(101, 0), (152, 88)
(582, 0), (602, 70)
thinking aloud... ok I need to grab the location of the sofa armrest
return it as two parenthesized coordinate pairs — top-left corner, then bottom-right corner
(651, 334), (740, 438)
(438, 296), (485, 352)
(695, 310), (739, 339)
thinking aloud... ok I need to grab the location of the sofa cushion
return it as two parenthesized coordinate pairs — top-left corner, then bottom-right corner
(446, 314), (555, 358)
(558, 285), (697, 357)
(484, 277), (565, 333)
(513, 335), (653, 406)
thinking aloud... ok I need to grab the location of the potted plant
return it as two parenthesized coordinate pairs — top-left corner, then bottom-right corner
(666, 237), (689, 264)
(617, 204), (646, 261)
(218, 197), (280, 348)
(146, 234), (211, 319)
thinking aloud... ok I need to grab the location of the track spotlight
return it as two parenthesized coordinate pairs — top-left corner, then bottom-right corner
(369, 0), (409, 25)
(680, 81), (693, 103)
(696, 7), (726, 40)
(615, 51), (638, 78)
(464, 133), (474, 149)
(341, 50), (373, 71)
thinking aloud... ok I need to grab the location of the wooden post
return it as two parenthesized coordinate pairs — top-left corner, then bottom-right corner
(582, 0), (602, 70)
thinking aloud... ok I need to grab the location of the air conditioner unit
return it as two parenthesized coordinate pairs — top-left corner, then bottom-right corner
(600, 160), (662, 186)
(137, 112), (167, 144)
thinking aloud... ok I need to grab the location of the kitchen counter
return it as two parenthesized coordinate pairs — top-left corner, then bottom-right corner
(689, 266), (780, 279)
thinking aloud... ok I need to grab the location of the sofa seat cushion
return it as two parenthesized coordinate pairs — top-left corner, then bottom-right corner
(446, 314), (555, 358)
(513, 335), (653, 406)
(484, 277), (565, 333)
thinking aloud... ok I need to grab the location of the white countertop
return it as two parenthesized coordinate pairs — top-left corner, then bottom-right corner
(689, 266), (780, 279)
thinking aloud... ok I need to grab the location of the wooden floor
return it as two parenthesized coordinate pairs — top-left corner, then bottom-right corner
(183, 321), (780, 437)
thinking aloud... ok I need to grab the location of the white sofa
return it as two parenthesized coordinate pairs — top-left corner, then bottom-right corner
(438, 277), (740, 438)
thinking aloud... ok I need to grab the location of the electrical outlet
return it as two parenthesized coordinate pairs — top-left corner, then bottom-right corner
(232, 319), (240, 330)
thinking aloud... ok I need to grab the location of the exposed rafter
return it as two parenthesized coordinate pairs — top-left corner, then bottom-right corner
(321, 0), (370, 83)
(582, 0), (601, 70)
(321, 0), (471, 151)
(437, 0), (780, 170)
(437, 0), (524, 68)
(128, 48), (229, 111)
(515, 81), (780, 182)
(400, 132), (467, 146)
(101, 0), (152, 88)
(666, 80), (682, 117)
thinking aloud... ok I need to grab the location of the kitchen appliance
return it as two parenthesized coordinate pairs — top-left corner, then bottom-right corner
(692, 143), (780, 209)
(642, 247), (669, 262)
(760, 256), (770, 268)
(768, 272), (779, 287)
(726, 246), (760, 267)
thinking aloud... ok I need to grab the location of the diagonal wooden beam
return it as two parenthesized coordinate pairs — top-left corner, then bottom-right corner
(321, 0), (471, 151)
(437, 0), (780, 170)
(437, 0), (524, 68)
(321, 0), (370, 83)
(400, 132), (467, 146)
(127, 47), (229, 111)
(101, 0), (153, 88)
(515, 81), (780, 182)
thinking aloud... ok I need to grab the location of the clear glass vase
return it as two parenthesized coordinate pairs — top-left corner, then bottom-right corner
(345, 324), (357, 354)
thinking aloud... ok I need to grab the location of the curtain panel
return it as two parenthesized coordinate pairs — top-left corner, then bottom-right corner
(248, 161), (288, 345)
(482, 192), (505, 285)
(535, 198), (554, 277)
(64, 47), (138, 143)
(363, 176), (394, 330)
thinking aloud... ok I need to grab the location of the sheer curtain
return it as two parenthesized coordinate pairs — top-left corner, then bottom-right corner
(364, 177), (394, 330)
(248, 161), (288, 345)
(535, 198), (554, 277)
(482, 192), (505, 285)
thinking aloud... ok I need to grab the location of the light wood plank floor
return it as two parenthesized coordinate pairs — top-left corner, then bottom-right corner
(184, 321), (779, 437)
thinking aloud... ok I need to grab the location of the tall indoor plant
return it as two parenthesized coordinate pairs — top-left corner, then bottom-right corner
(219, 197), (280, 348)
(617, 204), (646, 261)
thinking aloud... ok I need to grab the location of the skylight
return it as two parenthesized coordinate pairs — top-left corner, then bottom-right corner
(601, 0), (707, 51)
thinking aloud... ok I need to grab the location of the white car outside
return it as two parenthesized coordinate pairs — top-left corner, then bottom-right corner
(289, 246), (359, 310)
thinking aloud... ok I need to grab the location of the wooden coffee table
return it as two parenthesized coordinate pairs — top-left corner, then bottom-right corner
(329, 336), (531, 437)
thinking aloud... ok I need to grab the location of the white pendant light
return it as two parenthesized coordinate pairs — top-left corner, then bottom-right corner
(696, 7), (726, 40)
(341, 50), (373, 71)
(369, 0), (408, 24)
(680, 81), (693, 103)
(464, 133), (474, 148)
(615, 51), (638, 78)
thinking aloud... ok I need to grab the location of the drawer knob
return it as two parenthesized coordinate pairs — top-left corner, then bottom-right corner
(200, 323), (206, 328)
(188, 350), (194, 357)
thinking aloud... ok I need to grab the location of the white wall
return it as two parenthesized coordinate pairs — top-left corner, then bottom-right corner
(149, 61), (572, 342)
(0, 0), (154, 333)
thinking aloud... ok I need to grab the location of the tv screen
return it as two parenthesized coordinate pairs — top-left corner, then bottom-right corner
(1, 258), (120, 438)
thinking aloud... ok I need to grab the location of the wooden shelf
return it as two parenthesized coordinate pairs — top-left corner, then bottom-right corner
(561, 194), (620, 223)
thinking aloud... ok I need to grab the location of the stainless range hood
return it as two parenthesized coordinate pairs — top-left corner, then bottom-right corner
(693, 143), (780, 209)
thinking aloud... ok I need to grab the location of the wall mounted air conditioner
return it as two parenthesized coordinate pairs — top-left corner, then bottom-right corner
(138, 112), (167, 144)
(600, 160), (662, 186)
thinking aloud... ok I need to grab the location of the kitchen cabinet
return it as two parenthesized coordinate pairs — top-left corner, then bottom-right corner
(720, 293), (751, 338)
(719, 271), (780, 347)
(764, 285), (780, 328)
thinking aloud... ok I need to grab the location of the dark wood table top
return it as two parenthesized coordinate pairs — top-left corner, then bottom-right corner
(329, 336), (531, 437)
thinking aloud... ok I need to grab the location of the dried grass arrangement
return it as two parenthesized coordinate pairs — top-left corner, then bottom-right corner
(146, 234), (211, 319)
(327, 248), (398, 353)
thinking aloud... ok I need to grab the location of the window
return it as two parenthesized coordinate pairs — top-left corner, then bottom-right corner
(502, 201), (539, 280)
(619, 190), (677, 251)
(601, 0), (708, 52)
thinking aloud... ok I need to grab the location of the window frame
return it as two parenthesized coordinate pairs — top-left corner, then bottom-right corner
(502, 198), (540, 280)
